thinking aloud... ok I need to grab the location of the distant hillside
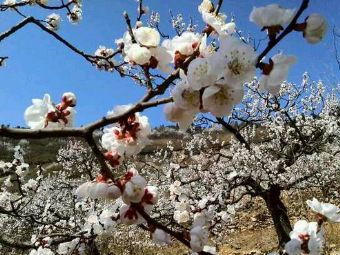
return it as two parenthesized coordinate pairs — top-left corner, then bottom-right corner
(0, 127), (228, 164)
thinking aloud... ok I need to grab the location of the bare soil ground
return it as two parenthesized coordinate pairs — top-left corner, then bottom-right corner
(104, 192), (340, 255)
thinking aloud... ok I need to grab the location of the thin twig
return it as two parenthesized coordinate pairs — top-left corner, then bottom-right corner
(123, 12), (137, 43)
(214, 0), (223, 14)
(137, 0), (144, 21)
(333, 26), (340, 71)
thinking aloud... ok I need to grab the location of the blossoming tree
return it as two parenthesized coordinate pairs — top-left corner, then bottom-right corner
(0, 0), (339, 254)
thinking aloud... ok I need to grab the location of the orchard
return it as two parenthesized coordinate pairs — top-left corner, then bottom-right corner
(0, 0), (339, 254)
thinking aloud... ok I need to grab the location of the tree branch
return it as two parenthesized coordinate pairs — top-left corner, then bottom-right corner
(36, 1), (74, 10)
(123, 12), (137, 43)
(0, 97), (172, 139)
(137, 0), (144, 21)
(0, 235), (35, 250)
(0, 17), (121, 67)
(214, 0), (223, 15)
(0, 16), (34, 42)
(216, 117), (250, 150)
(30, 18), (95, 63)
(333, 26), (340, 71)
(256, 0), (309, 68)
(133, 204), (213, 255)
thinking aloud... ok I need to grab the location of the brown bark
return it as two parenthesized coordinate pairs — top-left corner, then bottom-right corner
(262, 185), (292, 248)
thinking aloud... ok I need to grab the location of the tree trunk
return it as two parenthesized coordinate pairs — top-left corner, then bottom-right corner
(88, 239), (101, 255)
(261, 185), (292, 248)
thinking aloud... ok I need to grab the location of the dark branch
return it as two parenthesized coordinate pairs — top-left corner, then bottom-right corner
(0, 235), (34, 250)
(0, 16), (34, 42)
(333, 26), (340, 71)
(214, 0), (223, 15)
(256, 0), (309, 68)
(123, 12), (137, 43)
(216, 117), (250, 150)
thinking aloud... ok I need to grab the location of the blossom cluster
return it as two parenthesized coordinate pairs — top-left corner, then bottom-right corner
(118, 25), (172, 72)
(162, 1), (327, 130)
(94, 45), (118, 71)
(45, 1), (83, 31)
(284, 198), (340, 255)
(101, 105), (151, 165)
(24, 92), (76, 129)
(0, 0), (335, 254)
(75, 168), (158, 227)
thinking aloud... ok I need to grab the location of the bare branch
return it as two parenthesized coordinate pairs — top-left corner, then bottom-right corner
(123, 12), (137, 43)
(214, 0), (223, 15)
(137, 0), (144, 21)
(216, 117), (250, 150)
(0, 16), (34, 42)
(333, 26), (340, 71)
(36, 1), (74, 10)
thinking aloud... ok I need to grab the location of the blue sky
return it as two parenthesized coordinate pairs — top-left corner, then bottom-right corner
(0, 0), (339, 128)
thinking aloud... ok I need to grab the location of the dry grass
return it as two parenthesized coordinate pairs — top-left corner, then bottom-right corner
(101, 212), (340, 255)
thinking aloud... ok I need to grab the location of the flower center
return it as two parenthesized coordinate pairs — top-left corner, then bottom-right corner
(182, 89), (200, 108)
(298, 233), (311, 253)
(133, 186), (142, 195)
(228, 58), (244, 75)
(212, 88), (229, 106)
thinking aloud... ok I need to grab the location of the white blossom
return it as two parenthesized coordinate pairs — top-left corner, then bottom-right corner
(162, 31), (202, 57)
(119, 203), (147, 225)
(202, 82), (244, 117)
(304, 14), (327, 44)
(203, 246), (217, 254)
(23, 179), (38, 190)
(249, 4), (295, 28)
(198, 0), (213, 14)
(186, 57), (219, 90)
(106, 185), (122, 200)
(137, 5), (149, 14)
(169, 180), (182, 196)
(46, 13), (61, 31)
(101, 105), (151, 157)
(99, 209), (116, 228)
(122, 174), (147, 203)
(3, 0), (16, 5)
(24, 94), (54, 129)
(174, 209), (190, 224)
(125, 43), (151, 65)
(57, 238), (81, 255)
(190, 225), (209, 252)
(62, 92), (77, 107)
(120, 27), (171, 71)
(152, 229), (171, 245)
(306, 198), (340, 222)
(24, 93), (75, 129)
(95, 46), (114, 57)
(285, 220), (324, 255)
(164, 103), (196, 130)
(202, 12), (236, 35)
(149, 46), (172, 72)
(134, 27), (160, 47)
(68, 5), (82, 24)
(171, 79), (201, 111)
(209, 36), (256, 85)
(29, 247), (54, 255)
(259, 53), (296, 95)
(75, 181), (121, 200)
